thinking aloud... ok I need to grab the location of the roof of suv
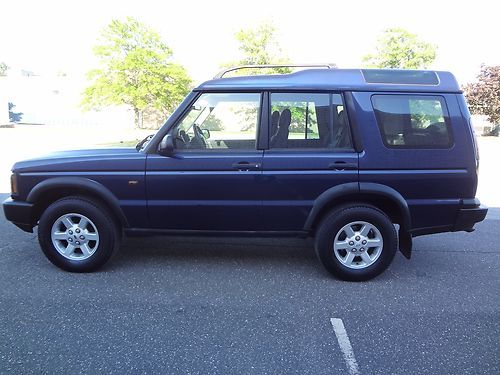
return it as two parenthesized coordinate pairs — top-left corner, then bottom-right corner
(196, 68), (461, 93)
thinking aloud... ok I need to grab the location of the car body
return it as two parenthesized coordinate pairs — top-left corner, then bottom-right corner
(3, 67), (488, 280)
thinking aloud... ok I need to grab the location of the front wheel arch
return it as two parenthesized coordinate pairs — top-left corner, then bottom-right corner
(27, 177), (128, 229)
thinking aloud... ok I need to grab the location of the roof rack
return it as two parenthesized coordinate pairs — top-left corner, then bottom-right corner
(214, 64), (336, 79)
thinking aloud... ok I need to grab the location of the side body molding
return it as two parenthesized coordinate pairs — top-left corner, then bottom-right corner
(27, 177), (129, 227)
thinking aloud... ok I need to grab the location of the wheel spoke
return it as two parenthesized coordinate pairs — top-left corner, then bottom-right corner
(367, 238), (381, 246)
(52, 232), (67, 240)
(335, 240), (349, 250)
(80, 243), (91, 256)
(78, 217), (89, 230)
(62, 217), (74, 229)
(344, 226), (356, 238)
(360, 251), (372, 264)
(64, 244), (76, 255)
(85, 232), (99, 241)
(344, 252), (355, 266)
(360, 224), (371, 237)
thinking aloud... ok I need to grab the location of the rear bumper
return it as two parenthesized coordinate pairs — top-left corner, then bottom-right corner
(2, 198), (35, 233)
(453, 198), (488, 232)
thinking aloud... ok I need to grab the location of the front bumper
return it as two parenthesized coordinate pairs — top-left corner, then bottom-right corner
(454, 198), (488, 232)
(2, 198), (35, 233)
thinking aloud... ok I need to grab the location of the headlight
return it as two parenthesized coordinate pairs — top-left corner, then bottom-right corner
(10, 173), (18, 196)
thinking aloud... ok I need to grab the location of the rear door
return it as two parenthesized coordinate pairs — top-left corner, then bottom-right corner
(261, 92), (359, 230)
(353, 91), (473, 230)
(146, 92), (264, 231)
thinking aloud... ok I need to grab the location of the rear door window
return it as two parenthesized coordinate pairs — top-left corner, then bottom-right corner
(372, 95), (453, 148)
(270, 93), (353, 150)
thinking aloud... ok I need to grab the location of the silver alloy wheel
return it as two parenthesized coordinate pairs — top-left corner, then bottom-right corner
(333, 221), (383, 269)
(50, 213), (100, 261)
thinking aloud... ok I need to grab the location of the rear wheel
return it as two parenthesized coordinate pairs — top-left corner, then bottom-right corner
(38, 197), (120, 272)
(315, 205), (397, 281)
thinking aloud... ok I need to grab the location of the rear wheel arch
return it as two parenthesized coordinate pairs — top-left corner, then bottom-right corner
(306, 183), (410, 231)
(27, 177), (128, 229)
(305, 183), (412, 258)
(358, 182), (411, 232)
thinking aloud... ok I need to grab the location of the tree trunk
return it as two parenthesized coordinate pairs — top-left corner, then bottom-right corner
(134, 108), (144, 129)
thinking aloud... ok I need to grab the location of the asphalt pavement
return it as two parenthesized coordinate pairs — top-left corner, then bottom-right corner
(0, 193), (499, 374)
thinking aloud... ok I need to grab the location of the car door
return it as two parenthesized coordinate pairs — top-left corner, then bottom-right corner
(354, 91), (473, 230)
(261, 92), (359, 230)
(146, 92), (264, 231)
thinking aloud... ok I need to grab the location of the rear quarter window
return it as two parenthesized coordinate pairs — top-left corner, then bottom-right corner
(371, 95), (453, 148)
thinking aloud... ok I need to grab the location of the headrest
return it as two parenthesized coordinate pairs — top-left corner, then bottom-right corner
(337, 110), (347, 123)
(279, 108), (292, 128)
(271, 110), (280, 125)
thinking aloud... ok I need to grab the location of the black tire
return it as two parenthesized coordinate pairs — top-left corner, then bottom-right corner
(38, 196), (121, 272)
(314, 205), (397, 281)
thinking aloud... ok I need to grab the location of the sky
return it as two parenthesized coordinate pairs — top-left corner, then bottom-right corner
(0, 0), (499, 86)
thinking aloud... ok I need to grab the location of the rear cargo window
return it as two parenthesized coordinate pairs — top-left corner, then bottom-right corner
(372, 95), (453, 148)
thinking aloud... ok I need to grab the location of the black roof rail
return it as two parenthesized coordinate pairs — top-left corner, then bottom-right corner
(214, 64), (336, 79)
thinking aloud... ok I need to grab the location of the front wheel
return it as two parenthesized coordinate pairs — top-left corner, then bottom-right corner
(38, 197), (120, 272)
(315, 205), (397, 281)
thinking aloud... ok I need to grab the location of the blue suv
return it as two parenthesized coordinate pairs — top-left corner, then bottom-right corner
(2, 67), (488, 281)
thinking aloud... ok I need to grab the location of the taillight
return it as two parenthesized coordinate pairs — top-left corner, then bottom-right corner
(10, 173), (18, 196)
(469, 118), (479, 171)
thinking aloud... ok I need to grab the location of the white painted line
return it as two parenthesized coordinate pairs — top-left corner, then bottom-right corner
(330, 318), (360, 375)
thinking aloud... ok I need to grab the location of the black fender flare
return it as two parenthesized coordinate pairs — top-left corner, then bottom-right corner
(358, 182), (411, 232)
(303, 182), (359, 231)
(27, 177), (128, 227)
(304, 182), (413, 259)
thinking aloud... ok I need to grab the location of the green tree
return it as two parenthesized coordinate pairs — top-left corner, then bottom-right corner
(222, 22), (291, 76)
(202, 114), (224, 131)
(464, 65), (500, 126)
(0, 62), (8, 76)
(81, 17), (192, 128)
(363, 28), (437, 69)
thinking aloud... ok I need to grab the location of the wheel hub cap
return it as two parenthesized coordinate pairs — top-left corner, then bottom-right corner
(50, 213), (100, 261)
(333, 221), (383, 269)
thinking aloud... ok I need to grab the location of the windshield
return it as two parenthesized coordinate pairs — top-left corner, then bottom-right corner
(176, 103), (212, 134)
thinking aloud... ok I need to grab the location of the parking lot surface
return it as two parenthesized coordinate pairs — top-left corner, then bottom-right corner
(0, 193), (499, 374)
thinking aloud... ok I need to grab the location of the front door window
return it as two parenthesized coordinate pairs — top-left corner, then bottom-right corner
(173, 93), (261, 151)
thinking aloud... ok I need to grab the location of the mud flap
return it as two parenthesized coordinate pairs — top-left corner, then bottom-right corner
(399, 230), (412, 259)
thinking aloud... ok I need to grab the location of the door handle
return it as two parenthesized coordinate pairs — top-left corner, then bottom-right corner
(328, 161), (358, 170)
(232, 161), (261, 171)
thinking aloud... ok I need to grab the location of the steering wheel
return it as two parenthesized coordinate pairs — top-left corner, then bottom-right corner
(174, 130), (190, 149)
(192, 125), (207, 148)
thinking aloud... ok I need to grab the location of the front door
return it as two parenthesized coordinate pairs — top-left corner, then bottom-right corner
(146, 92), (264, 231)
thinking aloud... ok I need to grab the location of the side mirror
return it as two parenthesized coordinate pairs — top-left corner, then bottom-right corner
(158, 134), (175, 156)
